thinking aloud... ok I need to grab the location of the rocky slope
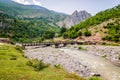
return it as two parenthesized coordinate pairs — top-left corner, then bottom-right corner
(57, 10), (91, 28)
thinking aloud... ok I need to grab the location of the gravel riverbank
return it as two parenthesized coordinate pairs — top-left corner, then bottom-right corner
(24, 45), (120, 80)
(24, 47), (92, 77)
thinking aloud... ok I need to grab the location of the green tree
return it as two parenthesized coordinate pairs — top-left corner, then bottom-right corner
(60, 27), (67, 35)
(77, 30), (82, 36)
(84, 30), (91, 37)
(43, 30), (55, 39)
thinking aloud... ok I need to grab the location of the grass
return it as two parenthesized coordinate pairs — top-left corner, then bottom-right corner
(78, 46), (87, 51)
(101, 54), (107, 58)
(88, 77), (101, 80)
(0, 43), (85, 80)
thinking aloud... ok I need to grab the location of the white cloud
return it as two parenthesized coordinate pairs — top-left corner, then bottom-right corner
(12, 0), (42, 6)
(33, 0), (41, 6)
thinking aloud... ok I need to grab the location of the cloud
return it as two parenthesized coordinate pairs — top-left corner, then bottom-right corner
(12, 0), (42, 6)
(33, 0), (41, 6)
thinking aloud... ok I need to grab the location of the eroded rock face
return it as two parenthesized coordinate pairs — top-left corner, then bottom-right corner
(57, 10), (91, 28)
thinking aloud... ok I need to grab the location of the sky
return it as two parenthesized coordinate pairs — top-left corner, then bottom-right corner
(12, 0), (120, 15)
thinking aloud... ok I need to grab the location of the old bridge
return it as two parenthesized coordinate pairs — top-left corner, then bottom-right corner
(20, 41), (97, 49)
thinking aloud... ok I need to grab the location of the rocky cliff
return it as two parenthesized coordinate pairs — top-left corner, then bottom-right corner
(57, 10), (91, 28)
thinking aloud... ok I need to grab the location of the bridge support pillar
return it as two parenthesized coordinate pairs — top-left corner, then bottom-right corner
(63, 43), (67, 47)
(55, 44), (59, 48)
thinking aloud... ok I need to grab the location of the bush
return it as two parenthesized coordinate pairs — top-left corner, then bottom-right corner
(54, 64), (61, 69)
(60, 27), (67, 35)
(63, 32), (68, 39)
(15, 45), (23, 52)
(102, 54), (107, 58)
(10, 57), (17, 60)
(84, 30), (91, 37)
(78, 46), (87, 51)
(26, 61), (33, 66)
(26, 60), (49, 71)
(77, 31), (82, 36)
(78, 46), (83, 50)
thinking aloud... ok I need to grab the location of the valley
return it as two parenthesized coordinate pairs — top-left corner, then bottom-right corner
(0, 0), (120, 80)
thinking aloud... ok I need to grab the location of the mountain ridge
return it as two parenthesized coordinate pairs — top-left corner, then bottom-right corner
(57, 10), (91, 28)
(0, 0), (68, 22)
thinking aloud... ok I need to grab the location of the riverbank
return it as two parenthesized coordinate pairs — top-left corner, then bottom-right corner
(24, 45), (120, 80)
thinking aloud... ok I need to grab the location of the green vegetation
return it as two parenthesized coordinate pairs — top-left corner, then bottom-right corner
(54, 64), (62, 69)
(0, 0), (69, 43)
(0, 44), (85, 80)
(88, 77), (100, 80)
(102, 54), (107, 58)
(0, 12), (60, 42)
(60, 27), (67, 36)
(0, 0), (67, 22)
(84, 30), (91, 37)
(65, 5), (120, 42)
(102, 22), (120, 42)
(78, 46), (87, 51)
(26, 60), (49, 71)
(77, 30), (82, 36)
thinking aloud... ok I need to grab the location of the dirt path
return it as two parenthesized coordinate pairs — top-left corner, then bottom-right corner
(60, 48), (120, 80)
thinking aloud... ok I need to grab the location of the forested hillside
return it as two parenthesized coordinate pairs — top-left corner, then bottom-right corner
(0, 12), (60, 42)
(65, 5), (120, 42)
(0, 0), (68, 22)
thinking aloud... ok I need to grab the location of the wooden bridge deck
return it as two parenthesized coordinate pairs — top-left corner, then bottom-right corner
(19, 41), (97, 48)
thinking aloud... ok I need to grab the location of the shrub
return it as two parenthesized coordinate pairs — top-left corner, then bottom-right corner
(26, 61), (33, 66)
(102, 54), (107, 58)
(10, 57), (17, 60)
(15, 45), (23, 52)
(27, 60), (49, 71)
(78, 46), (83, 50)
(54, 64), (61, 69)
(63, 32), (68, 39)
(78, 46), (87, 51)
(77, 31), (82, 36)
(84, 30), (91, 37)
(22, 54), (27, 58)
(60, 27), (67, 35)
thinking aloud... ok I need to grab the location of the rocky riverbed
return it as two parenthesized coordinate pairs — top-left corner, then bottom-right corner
(24, 45), (120, 80)
(81, 45), (120, 67)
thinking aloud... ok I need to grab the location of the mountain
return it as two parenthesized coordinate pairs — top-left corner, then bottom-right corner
(0, 0), (68, 22)
(65, 5), (120, 43)
(57, 10), (91, 28)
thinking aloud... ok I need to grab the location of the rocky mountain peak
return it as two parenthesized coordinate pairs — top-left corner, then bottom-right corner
(57, 10), (91, 28)
(72, 10), (79, 15)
